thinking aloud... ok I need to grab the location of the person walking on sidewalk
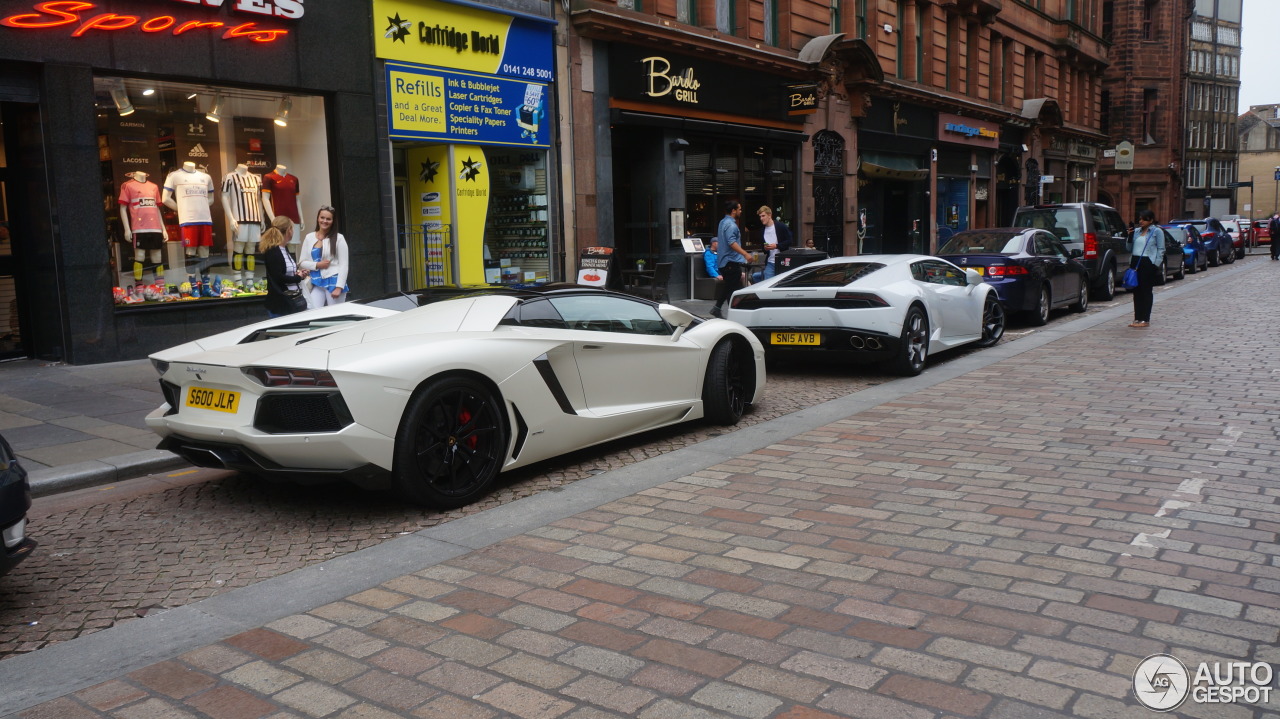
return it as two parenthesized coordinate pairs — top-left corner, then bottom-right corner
(710, 200), (749, 318)
(1269, 213), (1280, 261)
(1129, 210), (1163, 328)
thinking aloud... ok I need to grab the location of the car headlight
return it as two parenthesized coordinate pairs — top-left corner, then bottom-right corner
(243, 367), (337, 387)
(150, 358), (169, 377)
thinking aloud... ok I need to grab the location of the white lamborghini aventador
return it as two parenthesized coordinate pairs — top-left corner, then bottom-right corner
(146, 286), (765, 508)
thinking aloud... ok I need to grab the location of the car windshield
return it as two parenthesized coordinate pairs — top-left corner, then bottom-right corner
(1162, 226), (1188, 243)
(1013, 209), (1082, 243)
(937, 232), (1022, 255)
(774, 262), (885, 287)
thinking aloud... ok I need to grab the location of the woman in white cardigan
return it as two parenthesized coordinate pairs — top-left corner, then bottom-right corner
(297, 205), (349, 308)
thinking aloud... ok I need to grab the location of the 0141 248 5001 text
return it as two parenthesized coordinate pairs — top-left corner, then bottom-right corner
(501, 63), (552, 80)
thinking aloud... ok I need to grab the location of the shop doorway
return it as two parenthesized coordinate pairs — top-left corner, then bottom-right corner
(0, 105), (31, 361)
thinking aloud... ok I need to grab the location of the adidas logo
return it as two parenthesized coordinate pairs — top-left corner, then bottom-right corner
(188, 144), (209, 158)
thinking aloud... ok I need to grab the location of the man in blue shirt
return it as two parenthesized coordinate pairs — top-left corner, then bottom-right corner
(711, 200), (749, 318)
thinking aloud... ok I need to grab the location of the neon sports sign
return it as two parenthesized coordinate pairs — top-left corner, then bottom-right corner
(1, 1), (296, 42)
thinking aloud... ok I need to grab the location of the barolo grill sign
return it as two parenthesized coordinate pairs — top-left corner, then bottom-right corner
(1, 0), (301, 43)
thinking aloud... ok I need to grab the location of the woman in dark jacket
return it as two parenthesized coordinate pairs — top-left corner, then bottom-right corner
(258, 215), (306, 317)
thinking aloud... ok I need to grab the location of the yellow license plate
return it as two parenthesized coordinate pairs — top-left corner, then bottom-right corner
(185, 386), (241, 413)
(964, 266), (984, 275)
(771, 332), (820, 346)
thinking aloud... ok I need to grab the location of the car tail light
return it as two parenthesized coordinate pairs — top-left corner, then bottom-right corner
(833, 291), (890, 306)
(244, 367), (337, 387)
(985, 265), (1029, 277)
(729, 293), (758, 309)
(1083, 232), (1098, 258)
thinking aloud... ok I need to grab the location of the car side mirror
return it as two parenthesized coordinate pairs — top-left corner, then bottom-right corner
(659, 304), (695, 328)
(965, 269), (983, 286)
(658, 304), (696, 341)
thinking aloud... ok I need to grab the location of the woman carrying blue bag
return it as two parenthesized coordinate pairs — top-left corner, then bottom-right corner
(1128, 210), (1163, 328)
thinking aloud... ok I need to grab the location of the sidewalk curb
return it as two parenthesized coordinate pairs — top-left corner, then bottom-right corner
(28, 450), (187, 498)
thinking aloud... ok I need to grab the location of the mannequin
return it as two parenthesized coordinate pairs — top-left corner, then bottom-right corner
(221, 163), (263, 283)
(262, 164), (302, 249)
(163, 161), (216, 295)
(118, 171), (165, 285)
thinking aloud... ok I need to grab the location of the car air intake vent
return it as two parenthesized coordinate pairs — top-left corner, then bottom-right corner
(160, 380), (182, 416)
(254, 392), (353, 434)
(732, 297), (885, 311)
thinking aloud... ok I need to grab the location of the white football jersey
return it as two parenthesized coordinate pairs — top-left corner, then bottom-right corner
(165, 169), (215, 225)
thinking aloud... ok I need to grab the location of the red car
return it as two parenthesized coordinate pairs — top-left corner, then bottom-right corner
(1254, 218), (1272, 245)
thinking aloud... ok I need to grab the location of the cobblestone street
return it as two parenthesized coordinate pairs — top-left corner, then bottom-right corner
(1, 258), (1276, 718)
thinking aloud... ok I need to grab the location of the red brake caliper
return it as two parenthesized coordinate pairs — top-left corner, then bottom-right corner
(458, 408), (478, 449)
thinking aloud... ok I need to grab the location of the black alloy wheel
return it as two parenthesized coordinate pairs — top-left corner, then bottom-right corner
(974, 295), (1006, 348)
(1174, 255), (1185, 280)
(394, 376), (507, 509)
(1029, 285), (1051, 326)
(703, 340), (748, 425)
(1155, 258), (1167, 286)
(1092, 264), (1116, 301)
(886, 307), (929, 376)
(1070, 278), (1089, 313)
(1208, 250), (1220, 267)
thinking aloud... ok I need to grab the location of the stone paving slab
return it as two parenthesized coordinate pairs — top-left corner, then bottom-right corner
(3, 262), (1280, 718)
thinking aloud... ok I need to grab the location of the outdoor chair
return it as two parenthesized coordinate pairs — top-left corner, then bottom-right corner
(624, 262), (672, 304)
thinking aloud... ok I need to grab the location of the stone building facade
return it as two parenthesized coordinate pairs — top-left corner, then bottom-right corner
(559, 0), (1112, 298)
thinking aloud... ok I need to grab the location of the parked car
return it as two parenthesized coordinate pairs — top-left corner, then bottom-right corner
(1220, 218), (1247, 259)
(936, 227), (1088, 325)
(147, 287), (766, 509)
(1011, 202), (1130, 301)
(1253, 217), (1272, 245)
(1169, 218), (1233, 266)
(1128, 225), (1187, 285)
(1162, 223), (1209, 274)
(726, 254), (1005, 376)
(0, 433), (36, 578)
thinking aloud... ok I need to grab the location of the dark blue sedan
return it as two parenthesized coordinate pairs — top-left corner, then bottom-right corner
(1162, 224), (1208, 274)
(1170, 218), (1234, 266)
(937, 228), (1089, 326)
(0, 433), (35, 578)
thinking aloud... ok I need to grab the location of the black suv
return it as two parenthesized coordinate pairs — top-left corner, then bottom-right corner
(1012, 203), (1131, 300)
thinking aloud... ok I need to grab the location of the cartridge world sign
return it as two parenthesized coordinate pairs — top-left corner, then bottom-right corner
(609, 45), (806, 124)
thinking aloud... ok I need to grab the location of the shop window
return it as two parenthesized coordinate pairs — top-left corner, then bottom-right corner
(682, 141), (796, 244)
(392, 145), (550, 288)
(95, 77), (329, 308)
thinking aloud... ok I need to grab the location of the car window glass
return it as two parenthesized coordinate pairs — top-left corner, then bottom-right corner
(1033, 234), (1056, 256)
(914, 260), (967, 286)
(547, 295), (670, 335)
(1104, 210), (1127, 236)
(1050, 238), (1071, 257)
(938, 232), (1021, 254)
(774, 262), (885, 287)
(500, 298), (569, 329)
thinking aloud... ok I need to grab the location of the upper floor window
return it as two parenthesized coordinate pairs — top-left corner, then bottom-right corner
(676, 0), (695, 25)
(1192, 21), (1212, 41)
(715, 0), (734, 34)
(1218, 26), (1239, 46)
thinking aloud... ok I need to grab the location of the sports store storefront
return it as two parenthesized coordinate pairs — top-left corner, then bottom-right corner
(0, 1), (384, 364)
(373, 0), (558, 289)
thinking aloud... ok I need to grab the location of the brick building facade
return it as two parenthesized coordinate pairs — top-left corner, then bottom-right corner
(1098, 0), (1193, 223)
(559, 0), (1113, 298)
